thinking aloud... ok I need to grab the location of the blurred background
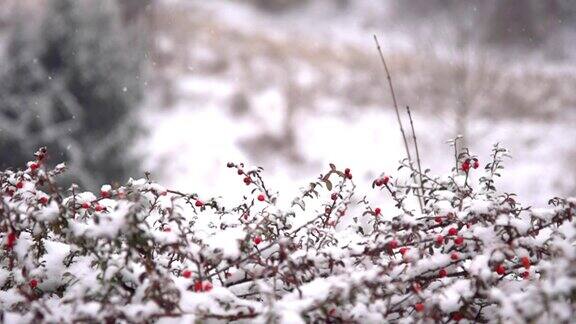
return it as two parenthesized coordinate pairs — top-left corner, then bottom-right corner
(0, 0), (575, 206)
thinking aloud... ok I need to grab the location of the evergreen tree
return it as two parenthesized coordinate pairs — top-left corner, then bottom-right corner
(0, 0), (144, 189)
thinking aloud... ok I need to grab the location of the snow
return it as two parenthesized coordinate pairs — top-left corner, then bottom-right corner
(1, 0), (576, 322)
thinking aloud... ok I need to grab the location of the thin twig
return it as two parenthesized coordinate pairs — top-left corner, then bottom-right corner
(373, 35), (423, 213)
(373, 35), (413, 165)
(406, 106), (425, 211)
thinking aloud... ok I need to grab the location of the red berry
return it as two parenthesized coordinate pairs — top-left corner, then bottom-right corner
(461, 160), (470, 172)
(38, 197), (48, 205)
(182, 269), (192, 278)
(237, 169), (244, 175)
(451, 252), (459, 261)
(100, 190), (110, 198)
(436, 235), (444, 245)
(495, 264), (506, 275)
(243, 176), (251, 185)
(454, 236), (464, 245)
(375, 179), (383, 186)
(473, 159), (479, 169)
(521, 256), (531, 269)
(94, 204), (104, 212)
(399, 247), (409, 255)
(253, 236), (262, 245)
(521, 271), (530, 279)
(388, 240), (398, 249)
(227, 162), (234, 168)
(331, 193), (338, 201)
(194, 280), (203, 292)
(29, 279), (38, 289)
(434, 216), (443, 223)
(328, 308), (337, 316)
(16, 181), (24, 189)
(6, 232), (17, 249)
(414, 303), (425, 312)
(325, 206), (332, 214)
(163, 227), (171, 232)
(203, 281), (213, 292)
(195, 200), (204, 207)
(374, 207), (381, 216)
(452, 312), (463, 321)
(30, 162), (39, 171)
(448, 227), (458, 236)
(81, 202), (90, 209)
(382, 176), (389, 185)
(439, 269), (447, 278)
(257, 194), (265, 202)
(344, 168), (352, 179)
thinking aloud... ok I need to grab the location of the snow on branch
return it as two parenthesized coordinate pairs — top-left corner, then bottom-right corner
(0, 145), (574, 323)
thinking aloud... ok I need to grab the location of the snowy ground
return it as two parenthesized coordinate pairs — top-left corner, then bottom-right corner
(141, 0), (576, 212)
(143, 100), (575, 211)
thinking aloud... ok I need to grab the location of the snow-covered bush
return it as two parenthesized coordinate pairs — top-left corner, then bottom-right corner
(1, 146), (575, 323)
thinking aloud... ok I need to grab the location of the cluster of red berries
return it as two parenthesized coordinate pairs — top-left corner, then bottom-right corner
(374, 176), (390, 187)
(492, 257), (532, 278)
(461, 158), (480, 172)
(194, 280), (213, 292)
(344, 168), (352, 180)
(80, 202), (104, 212)
(227, 162), (254, 186)
(181, 270), (213, 292)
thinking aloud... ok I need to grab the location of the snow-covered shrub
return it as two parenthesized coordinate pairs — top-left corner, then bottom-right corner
(1, 146), (575, 323)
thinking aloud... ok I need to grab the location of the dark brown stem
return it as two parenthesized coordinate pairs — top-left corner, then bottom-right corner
(406, 106), (425, 212)
(373, 35), (414, 165)
(373, 35), (422, 213)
